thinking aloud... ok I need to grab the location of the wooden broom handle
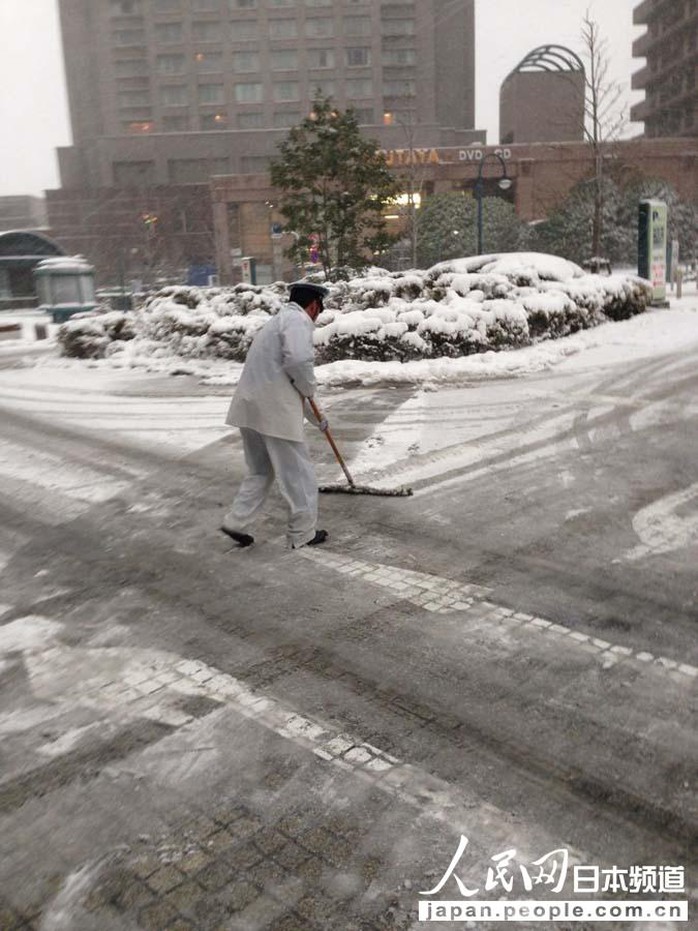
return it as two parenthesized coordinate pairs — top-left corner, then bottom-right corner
(307, 397), (355, 487)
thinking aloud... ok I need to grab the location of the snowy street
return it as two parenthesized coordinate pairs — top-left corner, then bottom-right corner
(0, 304), (697, 929)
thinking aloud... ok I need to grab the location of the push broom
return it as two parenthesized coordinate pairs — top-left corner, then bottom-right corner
(308, 399), (413, 497)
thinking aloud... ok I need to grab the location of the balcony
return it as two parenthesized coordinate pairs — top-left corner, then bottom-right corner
(632, 31), (653, 57)
(631, 65), (649, 89)
(633, 0), (680, 26)
(630, 98), (651, 121)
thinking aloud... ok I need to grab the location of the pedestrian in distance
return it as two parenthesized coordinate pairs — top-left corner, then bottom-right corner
(221, 282), (330, 549)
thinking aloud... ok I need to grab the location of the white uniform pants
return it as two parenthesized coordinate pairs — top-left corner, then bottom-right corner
(225, 427), (318, 548)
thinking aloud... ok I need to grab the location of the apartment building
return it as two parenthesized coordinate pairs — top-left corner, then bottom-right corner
(56, 0), (483, 189)
(51, 0), (485, 281)
(631, 0), (698, 137)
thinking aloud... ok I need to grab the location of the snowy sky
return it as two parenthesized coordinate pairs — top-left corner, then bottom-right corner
(0, 0), (643, 197)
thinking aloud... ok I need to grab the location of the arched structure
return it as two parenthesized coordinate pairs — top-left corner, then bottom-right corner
(0, 230), (66, 309)
(508, 45), (584, 76)
(500, 44), (586, 145)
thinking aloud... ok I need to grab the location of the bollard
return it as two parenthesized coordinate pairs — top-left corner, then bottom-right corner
(676, 268), (683, 299)
(35, 323), (48, 340)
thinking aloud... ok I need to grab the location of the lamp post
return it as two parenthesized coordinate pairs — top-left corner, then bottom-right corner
(474, 153), (512, 255)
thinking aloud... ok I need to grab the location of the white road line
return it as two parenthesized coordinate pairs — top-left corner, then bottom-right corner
(299, 549), (491, 611)
(297, 550), (697, 683)
(3, 615), (588, 877)
(626, 482), (698, 561)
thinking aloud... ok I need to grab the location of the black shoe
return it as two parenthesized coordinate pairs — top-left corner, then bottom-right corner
(220, 526), (254, 547)
(306, 529), (328, 546)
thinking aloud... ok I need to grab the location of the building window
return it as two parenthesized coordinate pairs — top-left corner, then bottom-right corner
(343, 16), (371, 35)
(231, 0), (256, 7)
(271, 49), (298, 69)
(273, 110), (301, 127)
(195, 51), (223, 72)
(168, 158), (228, 182)
(118, 89), (151, 107)
(270, 0), (295, 5)
(193, 21), (221, 41)
(200, 112), (228, 129)
(233, 50), (259, 71)
(113, 160), (155, 185)
(156, 53), (186, 74)
(269, 19), (298, 38)
(307, 48), (334, 68)
(305, 17), (334, 37)
(113, 28), (145, 45)
(162, 114), (189, 130)
(198, 83), (225, 104)
(160, 84), (189, 106)
(109, 0), (142, 14)
(309, 78), (335, 96)
(234, 82), (263, 103)
(352, 107), (373, 123)
(123, 121), (154, 133)
(382, 19), (415, 36)
(237, 111), (265, 127)
(192, 0), (220, 9)
(305, 0), (331, 5)
(152, 0), (181, 10)
(114, 58), (149, 76)
(383, 79), (415, 96)
(346, 77), (373, 97)
(231, 20), (259, 40)
(382, 48), (415, 65)
(273, 81), (300, 101)
(169, 159), (210, 183)
(346, 47), (370, 67)
(154, 22), (183, 42)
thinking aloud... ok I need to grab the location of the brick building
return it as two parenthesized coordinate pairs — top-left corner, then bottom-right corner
(211, 137), (698, 283)
(499, 46), (585, 145)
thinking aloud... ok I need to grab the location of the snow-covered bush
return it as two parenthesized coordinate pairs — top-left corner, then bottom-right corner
(57, 311), (136, 359)
(58, 254), (652, 364)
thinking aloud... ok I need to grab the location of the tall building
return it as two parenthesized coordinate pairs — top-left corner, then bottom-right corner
(630, 0), (698, 137)
(499, 46), (585, 145)
(52, 0), (485, 283)
(56, 0), (483, 189)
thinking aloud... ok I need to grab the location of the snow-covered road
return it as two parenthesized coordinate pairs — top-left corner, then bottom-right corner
(0, 296), (696, 929)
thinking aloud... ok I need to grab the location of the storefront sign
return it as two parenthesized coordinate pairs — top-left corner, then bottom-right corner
(383, 146), (513, 168)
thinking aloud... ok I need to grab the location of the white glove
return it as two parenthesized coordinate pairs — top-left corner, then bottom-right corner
(318, 418), (329, 432)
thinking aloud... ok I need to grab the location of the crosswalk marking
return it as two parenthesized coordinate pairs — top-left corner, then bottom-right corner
(298, 549), (697, 684)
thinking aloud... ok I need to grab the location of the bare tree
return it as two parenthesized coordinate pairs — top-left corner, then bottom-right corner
(581, 12), (625, 257)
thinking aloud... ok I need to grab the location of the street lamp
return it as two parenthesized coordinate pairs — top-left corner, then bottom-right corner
(474, 153), (512, 255)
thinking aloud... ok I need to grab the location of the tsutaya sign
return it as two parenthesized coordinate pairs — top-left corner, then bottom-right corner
(383, 146), (513, 167)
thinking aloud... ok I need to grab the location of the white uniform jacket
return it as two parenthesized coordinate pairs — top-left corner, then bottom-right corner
(225, 301), (316, 442)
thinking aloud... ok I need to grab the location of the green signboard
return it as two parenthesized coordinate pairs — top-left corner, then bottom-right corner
(638, 199), (668, 304)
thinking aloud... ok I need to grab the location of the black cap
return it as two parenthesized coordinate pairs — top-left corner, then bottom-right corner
(289, 281), (330, 307)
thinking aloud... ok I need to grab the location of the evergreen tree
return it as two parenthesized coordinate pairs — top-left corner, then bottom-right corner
(414, 192), (528, 268)
(270, 96), (399, 280)
(530, 176), (697, 268)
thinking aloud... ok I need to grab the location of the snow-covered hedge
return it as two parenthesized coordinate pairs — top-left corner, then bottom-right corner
(57, 310), (136, 359)
(58, 253), (652, 364)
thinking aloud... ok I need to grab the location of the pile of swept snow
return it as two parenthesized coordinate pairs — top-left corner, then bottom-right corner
(57, 254), (652, 364)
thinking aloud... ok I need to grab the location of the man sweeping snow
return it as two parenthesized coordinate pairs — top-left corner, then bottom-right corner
(221, 282), (330, 549)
